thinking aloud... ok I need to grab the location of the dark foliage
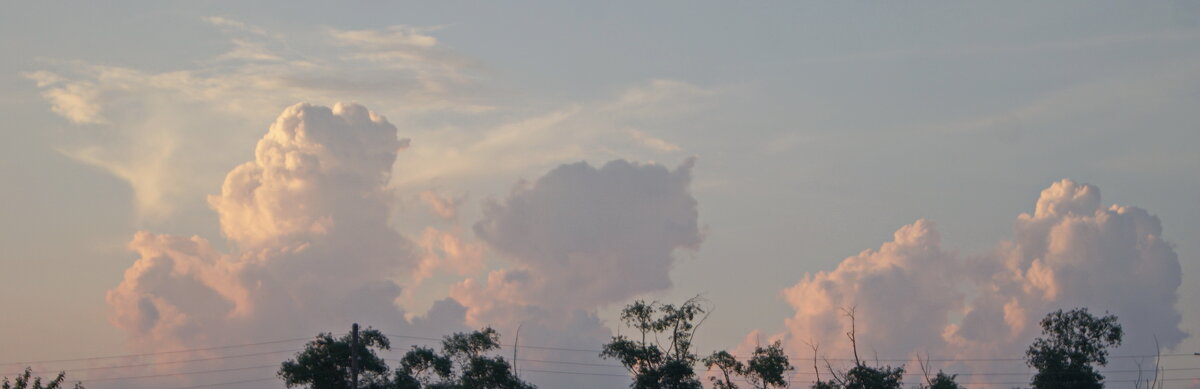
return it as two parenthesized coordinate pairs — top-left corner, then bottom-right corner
(2, 369), (83, 389)
(704, 341), (793, 389)
(602, 297), (709, 389)
(393, 327), (534, 389)
(1026, 308), (1123, 389)
(279, 328), (393, 389)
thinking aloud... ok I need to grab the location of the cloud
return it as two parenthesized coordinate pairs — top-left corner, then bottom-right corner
(774, 179), (1185, 386)
(627, 128), (681, 152)
(780, 219), (963, 366)
(388, 79), (714, 191)
(411, 226), (486, 286)
(420, 190), (465, 221)
(208, 103), (407, 249)
(439, 158), (702, 388)
(951, 179), (1185, 351)
(27, 16), (714, 223)
(22, 71), (106, 125)
(329, 25), (439, 49)
(104, 104), (450, 388)
(26, 18), (485, 220)
(459, 158), (702, 312)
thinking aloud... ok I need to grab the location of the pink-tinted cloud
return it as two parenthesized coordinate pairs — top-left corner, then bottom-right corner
(106, 103), (441, 370)
(773, 179), (1185, 387)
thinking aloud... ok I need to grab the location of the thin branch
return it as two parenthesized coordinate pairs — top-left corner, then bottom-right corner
(840, 306), (861, 366)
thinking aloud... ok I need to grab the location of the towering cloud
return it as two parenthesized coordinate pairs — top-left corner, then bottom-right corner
(776, 180), (1185, 386)
(781, 219), (964, 365)
(458, 158), (701, 313)
(107, 103), (427, 354)
(949, 179), (1185, 355)
(448, 158), (702, 388)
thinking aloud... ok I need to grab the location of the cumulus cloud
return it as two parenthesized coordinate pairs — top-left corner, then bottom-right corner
(104, 104), (450, 387)
(950, 179), (1185, 353)
(774, 179), (1185, 387)
(208, 103), (407, 249)
(781, 219), (963, 366)
(457, 158), (702, 313)
(411, 226), (486, 286)
(440, 158), (702, 388)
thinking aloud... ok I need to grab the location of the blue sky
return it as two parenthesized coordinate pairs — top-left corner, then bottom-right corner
(2, 2), (1199, 388)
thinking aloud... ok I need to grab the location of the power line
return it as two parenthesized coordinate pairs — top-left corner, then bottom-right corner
(519, 368), (629, 378)
(77, 364), (277, 382)
(167, 377), (277, 389)
(0, 336), (317, 366)
(3, 349), (302, 376)
(384, 333), (604, 352)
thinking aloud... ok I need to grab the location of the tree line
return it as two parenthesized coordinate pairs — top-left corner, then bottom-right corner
(3, 298), (1139, 389)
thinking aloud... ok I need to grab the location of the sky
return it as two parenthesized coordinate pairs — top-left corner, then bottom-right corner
(2, 2), (1199, 388)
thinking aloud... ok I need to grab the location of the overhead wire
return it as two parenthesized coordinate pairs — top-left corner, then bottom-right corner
(74, 364), (277, 382)
(0, 336), (321, 367)
(167, 377), (277, 389)
(2, 348), (302, 376)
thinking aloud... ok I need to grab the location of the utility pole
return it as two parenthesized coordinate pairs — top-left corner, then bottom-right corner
(351, 323), (360, 389)
(512, 324), (522, 377)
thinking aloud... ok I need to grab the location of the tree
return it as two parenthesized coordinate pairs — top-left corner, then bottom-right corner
(1025, 308), (1123, 389)
(2, 368), (84, 389)
(810, 307), (904, 389)
(279, 328), (393, 389)
(922, 372), (963, 389)
(916, 354), (963, 389)
(281, 326), (533, 389)
(704, 341), (794, 389)
(393, 327), (534, 389)
(601, 297), (710, 389)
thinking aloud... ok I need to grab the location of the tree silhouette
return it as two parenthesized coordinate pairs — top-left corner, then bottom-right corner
(1026, 308), (1123, 389)
(279, 328), (393, 389)
(921, 372), (963, 389)
(281, 327), (532, 389)
(810, 307), (905, 389)
(601, 297), (710, 389)
(2, 369), (83, 389)
(393, 327), (534, 389)
(704, 341), (793, 389)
